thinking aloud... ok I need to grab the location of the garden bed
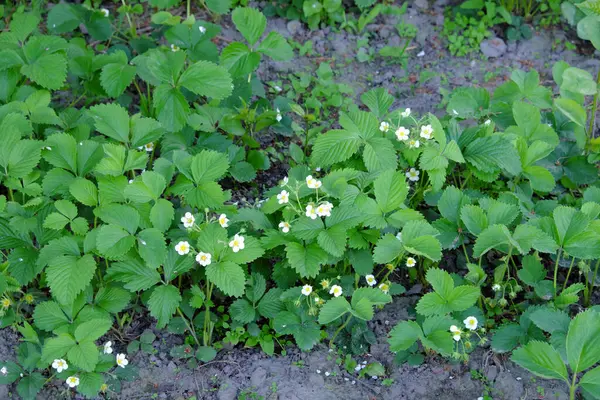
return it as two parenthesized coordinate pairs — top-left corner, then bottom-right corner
(0, 1), (599, 399)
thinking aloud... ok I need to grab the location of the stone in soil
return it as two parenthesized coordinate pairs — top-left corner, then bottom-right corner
(481, 37), (507, 58)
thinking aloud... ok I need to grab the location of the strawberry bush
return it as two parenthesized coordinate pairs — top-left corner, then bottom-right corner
(0, 2), (599, 399)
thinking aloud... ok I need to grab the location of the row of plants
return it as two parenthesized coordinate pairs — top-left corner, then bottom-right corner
(0, 2), (598, 400)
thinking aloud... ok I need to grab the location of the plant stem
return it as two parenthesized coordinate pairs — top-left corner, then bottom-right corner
(186, 0), (191, 19)
(203, 282), (214, 346)
(586, 259), (600, 306)
(569, 373), (578, 400)
(329, 314), (352, 348)
(120, 0), (137, 38)
(563, 256), (576, 291)
(587, 69), (600, 149)
(553, 248), (563, 297)
(177, 307), (200, 346)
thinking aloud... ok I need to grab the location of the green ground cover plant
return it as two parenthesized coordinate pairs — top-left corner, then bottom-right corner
(0, 1), (599, 400)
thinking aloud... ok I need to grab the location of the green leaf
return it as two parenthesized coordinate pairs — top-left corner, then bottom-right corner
(17, 373), (45, 400)
(232, 7), (266, 45)
(21, 53), (67, 90)
(137, 228), (167, 269)
(191, 150), (230, 183)
(553, 206), (588, 246)
(529, 307), (570, 334)
(69, 178), (97, 207)
(511, 341), (568, 382)
(179, 61), (233, 100)
(230, 298), (256, 323)
(95, 204), (140, 234)
(220, 42), (261, 78)
(361, 88), (393, 119)
(363, 137), (397, 172)
(101, 62), (136, 98)
(94, 286), (131, 314)
(96, 225), (135, 259)
(75, 319), (112, 342)
(285, 242), (328, 278)
(33, 301), (69, 331)
(107, 257), (161, 291)
(150, 199), (174, 232)
(388, 320), (422, 352)
(374, 169), (408, 213)
(561, 68), (597, 95)
(153, 84), (189, 132)
(205, 261), (246, 297)
(310, 129), (362, 168)
(46, 254), (96, 305)
(492, 323), (525, 353)
(461, 205), (488, 235)
(580, 366), (600, 399)
(88, 103), (130, 143)
(373, 234), (403, 264)
(317, 297), (352, 324)
(222, 236), (264, 264)
(426, 268), (454, 298)
(256, 31), (293, 61)
(42, 334), (76, 363)
(47, 4), (81, 33)
(473, 224), (514, 257)
(464, 135), (522, 176)
(148, 284), (181, 329)
(566, 309), (600, 373)
(517, 255), (546, 286)
(555, 98), (587, 127)
(67, 341), (98, 372)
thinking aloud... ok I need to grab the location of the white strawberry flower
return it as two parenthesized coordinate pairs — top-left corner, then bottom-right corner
(229, 234), (245, 253)
(199, 25), (206, 34)
(406, 168), (420, 182)
(420, 125), (433, 140)
(276, 108), (282, 122)
(449, 325), (461, 335)
(365, 275), (377, 287)
(453, 334), (461, 342)
(175, 241), (190, 255)
(100, 8), (109, 17)
(408, 139), (420, 149)
(181, 212), (195, 228)
(52, 359), (68, 373)
(464, 316), (478, 331)
(277, 190), (290, 204)
(278, 221), (290, 233)
(281, 176), (289, 186)
(170, 44), (180, 52)
(66, 376), (80, 388)
(406, 257), (416, 268)
(305, 204), (317, 220)
(396, 232), (402, 241)
(195, 252), (212, 266)
(401, 108), (411, 118)
(492, 283), (501, 292)
(116, 353), (129, 368)
(329, 285), (343, 297)
(484, 119), (491, 126)
(103, 341), (113, 355)
(301, 285), (313, 296)
(143, 142), (154, 152)
(306, 175), (322, 189)
(218, 213), (229, 228)
(316, 202), (333, 217)
(379, 121), (390, 132)
(395, 126), (410, 141)
(378, 282), (390, 294)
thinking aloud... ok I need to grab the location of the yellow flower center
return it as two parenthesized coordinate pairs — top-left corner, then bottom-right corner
(233, 240), (239, 247)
